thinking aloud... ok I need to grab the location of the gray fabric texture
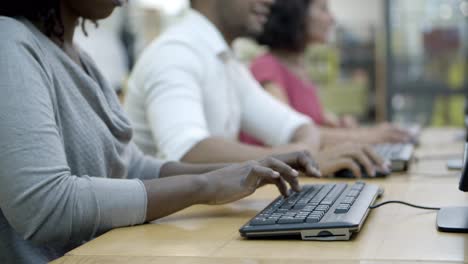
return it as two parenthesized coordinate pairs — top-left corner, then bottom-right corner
(0, 17), (164, 263)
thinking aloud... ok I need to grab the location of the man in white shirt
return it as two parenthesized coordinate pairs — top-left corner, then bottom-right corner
(125, 0), (390, 177)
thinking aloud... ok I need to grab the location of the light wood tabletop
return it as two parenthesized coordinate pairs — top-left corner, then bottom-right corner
(52, 128), (468, 264)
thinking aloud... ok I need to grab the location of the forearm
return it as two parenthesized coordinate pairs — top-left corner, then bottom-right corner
(159, 161), (230, 178)
(290, 124), (321, 154)
(181, 137), (307, 163)
(143, 174), (209, 221)
(320, 128), (363, 147)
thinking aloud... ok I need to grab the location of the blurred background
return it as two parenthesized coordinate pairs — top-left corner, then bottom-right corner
(76, 0), (468, 127)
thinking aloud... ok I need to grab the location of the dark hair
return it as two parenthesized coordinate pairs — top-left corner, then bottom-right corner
(257, 0), (313, 52)
(0, 0), (64, 38)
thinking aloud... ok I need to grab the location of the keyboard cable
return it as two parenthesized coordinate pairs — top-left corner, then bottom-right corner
(369, 200), (440, 211)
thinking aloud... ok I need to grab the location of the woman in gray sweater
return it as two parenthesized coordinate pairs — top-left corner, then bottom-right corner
(0, 0), (321, 263)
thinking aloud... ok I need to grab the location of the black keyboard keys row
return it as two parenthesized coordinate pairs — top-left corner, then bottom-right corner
(306, 211), (325, 223)
(249, 183), (367, 226)
(279, 187), (310, 210)
(309, 185), (334, 204)
(320, 184), (347, 206)
(335, 204), (351, 214)
(334, 183), (365, 214)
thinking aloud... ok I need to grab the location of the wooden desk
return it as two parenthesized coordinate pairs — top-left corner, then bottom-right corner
(53, 128), (468, 264)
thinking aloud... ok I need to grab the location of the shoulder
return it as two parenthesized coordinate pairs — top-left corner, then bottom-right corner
(250, 53), (286, 84)
(131, 30), (206, 86)
(143, 21), (207, 63)
(252, 53), (280, 66)
(0, 17), (36, 47)
(139, 11), (218, 66)
(251, 53), (283, 73)
(0, 17), (52, 93)
(0, 17), (48, 66)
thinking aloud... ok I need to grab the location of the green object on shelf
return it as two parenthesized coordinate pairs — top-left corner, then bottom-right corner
(431, 96), (465, 127)
(305, 45), (339, 85)
(448, 60), (466, 89)
(319, 81), (368, 116)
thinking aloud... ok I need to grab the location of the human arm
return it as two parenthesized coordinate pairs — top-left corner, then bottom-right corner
(181, 123), (319, 164)
(0, 34), (316, 249)
(180, 68), (387, 176)
(263, 82), (290, 105)
(133, 43), (320, 163)
(144, 156), (307, 221)
(320, 123), (412, 146)
(255, 76), (407, 145)
(0, 36), (149, 245)
(258, 81), (409, 146)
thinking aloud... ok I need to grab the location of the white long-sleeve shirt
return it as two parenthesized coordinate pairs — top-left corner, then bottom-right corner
(125, 10), (312, 161)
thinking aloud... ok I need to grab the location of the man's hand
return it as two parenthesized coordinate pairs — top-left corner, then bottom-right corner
(316, 143), (390, 178)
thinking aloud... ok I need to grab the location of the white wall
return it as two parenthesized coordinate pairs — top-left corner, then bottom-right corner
(329, 0), (384, 26)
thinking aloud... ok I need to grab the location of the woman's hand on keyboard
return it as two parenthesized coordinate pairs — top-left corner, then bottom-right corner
(316, 143), (391, 178)
(201, 156), (305, 205)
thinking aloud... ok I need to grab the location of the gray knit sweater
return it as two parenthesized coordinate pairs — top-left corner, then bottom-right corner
(0, 17), (164, 263)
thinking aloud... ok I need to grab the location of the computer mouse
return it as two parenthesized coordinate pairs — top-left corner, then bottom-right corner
(334, 166), (391, 179)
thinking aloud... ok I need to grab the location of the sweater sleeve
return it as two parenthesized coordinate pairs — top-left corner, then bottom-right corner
(0, 21), (147, 246)
(126, 142), (167, 180)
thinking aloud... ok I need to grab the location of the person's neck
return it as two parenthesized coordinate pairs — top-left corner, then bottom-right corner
(194, 7), (236, 45)
(271, 49), (306, 68)
(54, 2), (79, 47)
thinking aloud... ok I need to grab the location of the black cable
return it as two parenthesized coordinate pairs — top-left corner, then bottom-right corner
(369, 200), (440, 211)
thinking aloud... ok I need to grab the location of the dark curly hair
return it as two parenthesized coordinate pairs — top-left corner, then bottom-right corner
(0, 0), (65, 38)
(257, 0), (313, 52)
(0, 0), (94, 40)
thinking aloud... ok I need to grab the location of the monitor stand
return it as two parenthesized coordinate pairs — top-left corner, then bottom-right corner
(437, 207), (468, 232)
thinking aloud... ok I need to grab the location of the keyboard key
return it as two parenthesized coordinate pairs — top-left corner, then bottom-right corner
(293, 203), (307, 210)
(334, 209), (348, 214)
(301, 206), (316, 212)
(280, 203), (294, 210)
(334, 204), (351, 214)
(302, 185), (322, 201)
(278, 217), (304, 224)
(250, 218), (277, 225)
(347, 190), (360, 197)
(351, 183), (365, 191)
(341, 197), (355, 205)
(310, 185), (335, 204)
(310, 211), (325, 218)
(275, 209), (289, 214)
(296, 213), (310, 218)
(264, 199), (285, 213)
(306, 216), (321, 223)
(321, 184), (347, 205)
(315, 205), (330, 212)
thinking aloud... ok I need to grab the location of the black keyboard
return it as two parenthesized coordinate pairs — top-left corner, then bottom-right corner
(240, 182), (382, 241)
